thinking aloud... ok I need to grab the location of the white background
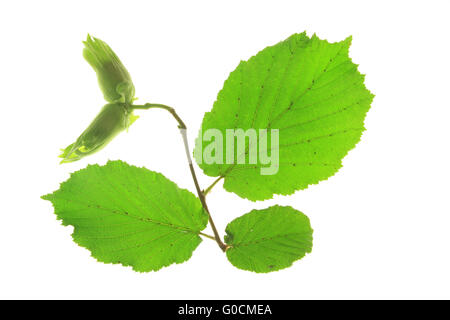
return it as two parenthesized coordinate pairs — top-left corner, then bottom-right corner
(1, 0), (449, 300)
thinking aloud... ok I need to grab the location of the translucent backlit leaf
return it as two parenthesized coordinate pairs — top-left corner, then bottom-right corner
(194, 32), (373, 200)
(42, 160), (208, 272)
(225, 205), (313, 273)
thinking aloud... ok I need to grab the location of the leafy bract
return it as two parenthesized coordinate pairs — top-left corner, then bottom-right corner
(225, 205), (313, 273)
(60, 35), (139, 164)
(194, 32), (373, 200)
(83, 35), (135, 104)
(42, 160), (208, 272)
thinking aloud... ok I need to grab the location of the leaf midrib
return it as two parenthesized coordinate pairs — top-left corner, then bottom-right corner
(228, 231), (312, 247)
(50, 195), (203, 235)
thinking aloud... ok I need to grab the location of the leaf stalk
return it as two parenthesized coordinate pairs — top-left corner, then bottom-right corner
(203, 176), (223, 196)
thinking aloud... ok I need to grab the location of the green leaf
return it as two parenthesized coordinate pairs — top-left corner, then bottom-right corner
(42, 160), (208, 272)
(194, 32), (373, 200)
(225, 205), (313, 273)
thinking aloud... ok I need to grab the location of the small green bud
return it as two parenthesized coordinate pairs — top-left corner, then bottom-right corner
(83, 35), (135, 104)
(59, 103), (138, 163)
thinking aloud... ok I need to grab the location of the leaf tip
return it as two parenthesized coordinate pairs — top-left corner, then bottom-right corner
(343, 35), (353, 47)
(41, 193), (53, 201)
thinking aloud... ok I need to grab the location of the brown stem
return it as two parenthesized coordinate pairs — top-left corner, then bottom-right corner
(132, 103), (228, 251)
